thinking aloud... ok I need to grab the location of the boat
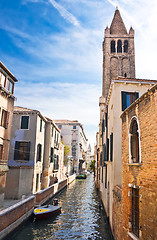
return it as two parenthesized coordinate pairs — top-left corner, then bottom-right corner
(76, 174), (87, 179)
(33, 200), (61, 220)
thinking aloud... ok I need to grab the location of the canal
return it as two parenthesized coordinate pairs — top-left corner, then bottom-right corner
(10, 174), (113, 240)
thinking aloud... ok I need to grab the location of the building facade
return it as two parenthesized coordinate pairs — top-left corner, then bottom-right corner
(54, 120), (88, 174)
(119, 84), (157, 240)
(95, 8), (157, 238)
(5, 107), (63, 199)
(0, 61), (18, 207)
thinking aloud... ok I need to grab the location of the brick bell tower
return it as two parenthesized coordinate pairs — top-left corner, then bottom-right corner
(101, 8), (135, 100)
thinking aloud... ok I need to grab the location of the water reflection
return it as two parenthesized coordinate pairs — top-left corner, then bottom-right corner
(10, 174), (112, 240)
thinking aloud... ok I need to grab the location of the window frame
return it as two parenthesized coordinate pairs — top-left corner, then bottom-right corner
(20, 115), (29, 130)
(129, 116), (141, 164)
(121, 91), (139, 111)
(131, 187), (140, 238)
(14, 141), (31, 161)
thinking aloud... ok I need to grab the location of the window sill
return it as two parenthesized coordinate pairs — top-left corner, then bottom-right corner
(127, 232), (139, 240)
(128, 163), (142, 166)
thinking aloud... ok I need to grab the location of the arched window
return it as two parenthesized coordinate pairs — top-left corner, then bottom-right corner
(129, 117), (140, 163)
(111, 40), (116, 53)
(124, 40), (128, 53)
(124, 73), (127, 77)
(117, 40), (122, 53)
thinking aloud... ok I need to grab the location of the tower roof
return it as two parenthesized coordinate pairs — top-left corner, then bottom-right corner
(110, 9), (127, 34)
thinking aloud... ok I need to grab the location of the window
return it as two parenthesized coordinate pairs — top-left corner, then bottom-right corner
(73, 125), (76, 129)
(0, 145), (3, 160)
(50, 147), (54, 162)
(124, 40), (128, 53)
(21, 116), (29, 129)
(103, 144), (106, 162)
(36, 144), (42, 162)
(110, 133), (113, 161)
(117, 40), (122, 53)
(54, 155), (59, 170)
(5, 79), (14, 94)
(1, 109), (9, 129)
(121, 91), (139, 111)
(1, 73), (6, 87)
(14, 141), (31, 161)
(129, 117), (140, 163)
(111, 40), (116, 53)
(40, 119), (42, 132)
(132, 188), (139, 237)
(72, 145), (76, 157)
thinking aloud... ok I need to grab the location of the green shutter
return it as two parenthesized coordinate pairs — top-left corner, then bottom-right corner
(135, 92), (139, 100)
(121, 91), (126, 111)
(110, 133), (113, 161)
(107, 138), (109, 161)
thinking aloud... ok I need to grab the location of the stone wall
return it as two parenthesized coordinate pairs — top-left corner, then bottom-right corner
(0, 196), (35, 240)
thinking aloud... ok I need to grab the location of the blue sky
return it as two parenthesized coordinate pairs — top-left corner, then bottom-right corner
(0, 0), (157, 150)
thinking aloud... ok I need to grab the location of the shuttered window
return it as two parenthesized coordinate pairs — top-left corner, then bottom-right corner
(21, 116), (29, 129)
(14, 141), (31, 161)
(50, 147), (54, 163)
(110, 133), (113, 162)
(36, 144), (42, 162)
(1, 109), (9, 129)
(106, 138), (109, 161)
(121, 91), (139, 111)
(0, 145), (3, 160)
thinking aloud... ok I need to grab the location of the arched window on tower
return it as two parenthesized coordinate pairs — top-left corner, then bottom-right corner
(111, 40), (116, 53)
(117, 40), (122, 53)
(124, 40), (128, 53)
(129, 117), (140, 163)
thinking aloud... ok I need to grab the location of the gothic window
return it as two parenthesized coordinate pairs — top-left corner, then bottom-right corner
(129, 117), (140, 163)
(117, 40), (122, 53)
(131, 188), (139, 237)
(124, 40), (128, 53)
(111, 40), (116, 53)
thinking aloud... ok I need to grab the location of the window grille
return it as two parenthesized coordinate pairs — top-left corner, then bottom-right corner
(132, 188), (139, 237)
(14, 141), (31, 161)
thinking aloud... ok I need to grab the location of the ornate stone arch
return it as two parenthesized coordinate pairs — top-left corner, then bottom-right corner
(129, 116), (141, 163)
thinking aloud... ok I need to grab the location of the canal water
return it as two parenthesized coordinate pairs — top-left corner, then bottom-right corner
(10, 174), (112, 240)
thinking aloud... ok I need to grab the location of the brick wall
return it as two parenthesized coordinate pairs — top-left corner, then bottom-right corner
(121, 84), (157, 240)
(112, 185), (122, 240)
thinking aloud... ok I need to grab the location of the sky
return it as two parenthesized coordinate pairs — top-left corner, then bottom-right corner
(0, 0), (157, 151)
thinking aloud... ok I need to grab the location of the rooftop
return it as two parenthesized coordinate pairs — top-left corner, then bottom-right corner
(0, 61), (18, 82)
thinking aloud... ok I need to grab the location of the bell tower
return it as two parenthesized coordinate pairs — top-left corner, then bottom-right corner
(102, 8), (135, 100)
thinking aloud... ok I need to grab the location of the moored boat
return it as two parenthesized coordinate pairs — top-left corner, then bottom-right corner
(33, 203), (61, 220)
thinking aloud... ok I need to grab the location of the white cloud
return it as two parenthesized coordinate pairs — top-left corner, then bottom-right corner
(49, 0), (80, 27)
(15, 82), (101, 147)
